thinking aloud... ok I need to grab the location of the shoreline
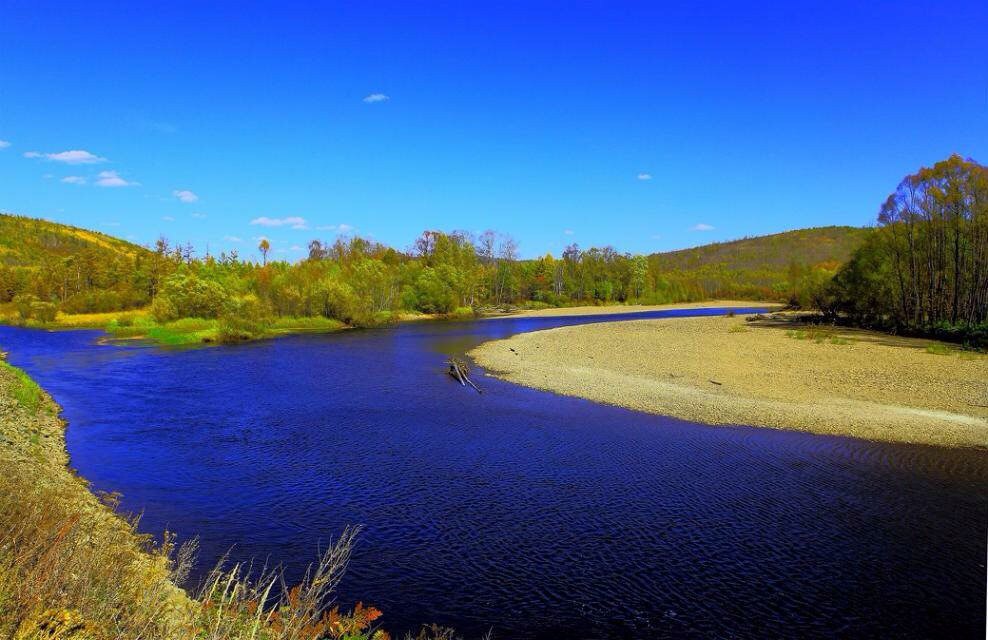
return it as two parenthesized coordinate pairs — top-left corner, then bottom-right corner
(482, 299), (783, 319)
(1, 300), (782, 347)
(0, 359), (191, 636)
(469, 314), (988, 448)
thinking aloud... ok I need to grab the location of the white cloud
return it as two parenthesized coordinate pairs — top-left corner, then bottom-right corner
(26, 149), (107, 164)
(162, 215), (175, 221)
(61, 176), (86, 185)
(637, 173), (653, 181)
(363, 93), (390, 103)
(0, 140), (10, 149)
(191, 212), (207, 219)
(103, 222), (121, 227)
(173, 189), (199, 203)
(563, 229), (574, 236)
(289, 245), (304, 252)
(94, 170), (139, 187)
(251, 216), (308, 229)
(223, 235), (242, 243)
(650, 233), (662, 240)
(690, 223), (715, 232)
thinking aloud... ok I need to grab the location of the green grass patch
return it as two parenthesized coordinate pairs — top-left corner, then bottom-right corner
(269, 316), (346, 333)
(0, 361), (45, 412)
(925, 342), (953, 356)
(105, 316), (219, 346)
(786, 328), (852, 345)
(728, 325), (748, 333)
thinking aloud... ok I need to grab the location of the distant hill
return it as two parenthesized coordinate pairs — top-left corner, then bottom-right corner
(0, 213), (153, 311)
(0, 213), (148, 267)
(646, 226), (873, 302)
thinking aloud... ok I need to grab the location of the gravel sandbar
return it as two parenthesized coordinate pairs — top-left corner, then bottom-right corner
(469, 315), (988, 448)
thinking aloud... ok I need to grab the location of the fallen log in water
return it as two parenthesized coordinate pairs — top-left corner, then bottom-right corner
(448, 357), (482, 394)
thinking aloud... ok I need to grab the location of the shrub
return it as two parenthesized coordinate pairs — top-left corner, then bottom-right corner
(13, 294), (38, 321)
(218, 294), (273, 343)
(29, 301), (58, 323)
(152, 273), (230, 322)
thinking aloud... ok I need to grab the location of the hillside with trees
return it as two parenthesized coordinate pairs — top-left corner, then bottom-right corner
(0, 214), (154, 316)
(645, 226), (871, 306)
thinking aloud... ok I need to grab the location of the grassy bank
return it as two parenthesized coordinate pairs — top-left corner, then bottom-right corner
(0, 307), (349, 347)
(470, 313), (988, 448)
(0, 359), (192, 638)
(0, 359), (467, 639)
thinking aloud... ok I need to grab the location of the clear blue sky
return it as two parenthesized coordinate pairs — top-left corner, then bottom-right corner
(1, 1), (985, 260)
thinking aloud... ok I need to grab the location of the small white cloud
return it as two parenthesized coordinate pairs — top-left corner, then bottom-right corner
(61, 176), (86, 185)
(314, 223), (353, 233)
(162, 215), (175, 221)
(223, 235), (242, 243)
(251, 216), (308, 229)
(0, 140), (10, 149)
(363, 93), (390, 103)
(191, 212), (207, 219)
(289, 245), (304, 251)
(563, 229), (574, 236)
(690, 223), (715, 232)
(637, 173), (653, 181)
(94, 170), (139, 187)
(650, 233), (662, 240)
(26, 149), (107, 164)
(173, 189), (199, 203)
(103, 221), (121, 227)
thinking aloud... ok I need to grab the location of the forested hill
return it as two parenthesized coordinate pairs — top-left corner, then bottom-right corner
(651, 226), (870, 271)
(0, 213), (153, 313)
(0, 213), (149, 266)
(644, 226), (872, 302)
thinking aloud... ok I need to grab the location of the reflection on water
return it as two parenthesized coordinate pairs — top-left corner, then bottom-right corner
(1, 308), (985, 639)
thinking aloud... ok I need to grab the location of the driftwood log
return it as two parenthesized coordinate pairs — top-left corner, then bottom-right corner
(448, 357), (482, 394)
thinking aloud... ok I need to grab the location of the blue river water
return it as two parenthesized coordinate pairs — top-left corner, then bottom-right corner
(1, 307), (986, 639)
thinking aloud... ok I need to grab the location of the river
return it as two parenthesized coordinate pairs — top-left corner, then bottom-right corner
(1, 307), (985, 639)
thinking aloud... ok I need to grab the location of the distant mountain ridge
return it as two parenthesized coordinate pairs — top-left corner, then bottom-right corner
(0, 213), (149, 267)
(650, 226), (870, 270)
(644, 226), (872, 302)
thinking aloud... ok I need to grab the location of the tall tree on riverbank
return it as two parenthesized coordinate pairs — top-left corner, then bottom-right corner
(826, 155), (988, 332)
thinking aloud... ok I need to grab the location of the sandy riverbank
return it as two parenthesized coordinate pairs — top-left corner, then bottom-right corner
(489, 300), (781, 319)
(469, 314), (988, 448)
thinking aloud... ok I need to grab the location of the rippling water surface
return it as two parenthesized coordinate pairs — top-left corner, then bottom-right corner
(1, 308), (985, 639)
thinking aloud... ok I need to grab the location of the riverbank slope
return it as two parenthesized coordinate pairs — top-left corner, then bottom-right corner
(0, 359), (191, 637)
(470, 314), (988, 448)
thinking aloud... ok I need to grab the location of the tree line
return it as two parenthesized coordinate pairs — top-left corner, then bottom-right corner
(1, 224), (842, 333)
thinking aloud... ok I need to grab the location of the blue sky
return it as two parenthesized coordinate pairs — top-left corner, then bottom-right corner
(1, 1), (985, 260)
